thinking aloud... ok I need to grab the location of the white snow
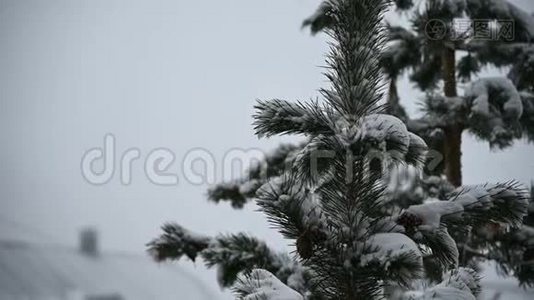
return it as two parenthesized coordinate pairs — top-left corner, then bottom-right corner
(443, 268), (479, 295)
(235, 269), (303, 300)
(406, 132), (428, 168)
(408, 132), (427, 151)
(359, 114), (411, 153)
(405, 182), (527, 230)
(360, 232), (423, 274)
(411, 286), (475, 300)
(454, 185), (493, 210)
(404, 268), (479, 300)
(465, 77), (523, 119)
(405, 200), (464, 231)
(386, 165), (422, 197)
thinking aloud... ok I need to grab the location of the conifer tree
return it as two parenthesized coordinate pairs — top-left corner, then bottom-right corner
(303, 0), (534, 187)
(298, 0), (534, 286)
(208, 0), (534, 204)
(149, 0), (530, 298)
(204, 0), (534, 287)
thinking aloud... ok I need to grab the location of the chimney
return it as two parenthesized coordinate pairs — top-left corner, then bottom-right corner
(79, 228), (99, 257)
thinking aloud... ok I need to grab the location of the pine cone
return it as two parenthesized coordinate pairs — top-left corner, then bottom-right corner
(296, 231), (314, 259)
(397, 212), (423, 235)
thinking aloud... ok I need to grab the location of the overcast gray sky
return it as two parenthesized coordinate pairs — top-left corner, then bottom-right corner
(1, 0), (533, 298)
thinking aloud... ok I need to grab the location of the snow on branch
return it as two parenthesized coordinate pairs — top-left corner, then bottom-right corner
(405, 133), (428, 168)
(207, 143), (302, 208)
(466, 77), (522, 119)
(399, 181), (529, 232)
(309, 113), (429, 172)
(403, 267), (480, 300)
(465, 77), (523, 148)
(400, 200), (463, 232)
(234, 269), (304, 300)
(395, 182), (529, 268)
(318, 0), (388, 117)
(420, 226), (460, 267)
(382, 24), (421, 79)
(253, 99), (334, 138)
(207, 180), (263, 209)
(360, 233), (424, 285)
(211, 111), (430, 209)
(203, 233), (284, 287)
(302, 0), (418, 35)
(291, 136), (335, 185)
(359, 114), (411, 155)
(359, 114), (428, 167)
(256, 175), (327, 242)
(148, 224), (309, 289)
(451, 181), (530, 227)
(147, 223), (210, 262)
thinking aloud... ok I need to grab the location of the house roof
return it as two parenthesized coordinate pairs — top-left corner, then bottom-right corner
(0, 240), (216, 300)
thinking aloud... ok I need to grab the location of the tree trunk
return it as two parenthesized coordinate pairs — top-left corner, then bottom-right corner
(386, 77), (407, 121)
(441, 46), (463, 187)
(388, 77), (399, 110)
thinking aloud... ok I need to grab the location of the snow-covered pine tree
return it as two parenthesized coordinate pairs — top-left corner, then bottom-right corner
(149, 0), (530, 298)
(204, 0), (534, 287)
(207, 0), (534, 216)
(302, 0), (534, 186)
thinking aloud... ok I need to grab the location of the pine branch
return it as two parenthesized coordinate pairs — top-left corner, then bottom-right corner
(302, 2), (334, 35)
(395, 181), (529, 271)
(207, 180), (262, 209)
(318, 0), (389, 117)
(148, 224), (316, 294)
(256, 174), (320, 241)
(451, 181), (530, 227)
(399, 181), (529, 232)
(382, 24), (422, 79)
(202, 233), (284, 286)
(404, 267), (481, 300)
(253, 100), (334, 138)
(464, 77), (523, 148)
(207, 143), (303, 208)
(234, 269), (303, 300)
(360, 232), (424, 286)
(302, 0), (415, 35)
(147, 223), (210, 262)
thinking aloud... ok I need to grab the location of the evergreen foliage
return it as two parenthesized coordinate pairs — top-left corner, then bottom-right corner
(150, 0), (531, 298)
(203, 0), (534, 288)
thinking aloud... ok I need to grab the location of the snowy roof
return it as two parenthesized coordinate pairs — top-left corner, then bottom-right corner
(0, 240), (216, 300)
